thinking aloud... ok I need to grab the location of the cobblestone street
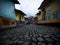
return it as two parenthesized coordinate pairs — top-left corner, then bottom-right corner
(0, 24), (60, 45)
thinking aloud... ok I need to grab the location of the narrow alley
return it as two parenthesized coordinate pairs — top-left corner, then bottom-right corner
(0, 24), (60, 45)
(0, 0), (60, 45)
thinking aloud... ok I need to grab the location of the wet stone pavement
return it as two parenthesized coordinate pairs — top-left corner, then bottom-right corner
(0, 24), (60, 45)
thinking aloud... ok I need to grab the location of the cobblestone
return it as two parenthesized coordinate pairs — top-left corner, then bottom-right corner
(45, 38), (53, 42)
(0, 24), (60, 45)
(37, 37), (44, 41)
(23, 42), (30, 45)
(38, 42), (46, 45)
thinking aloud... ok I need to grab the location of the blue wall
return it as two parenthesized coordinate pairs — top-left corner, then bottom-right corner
(0, 0), (16, 20)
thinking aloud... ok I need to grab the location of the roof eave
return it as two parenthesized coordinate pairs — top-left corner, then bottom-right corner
(12, 0), (20, 4)
(38, 0), (47, 9)
(38, 0), (54, 10)
(36, 11), (41, 15)
(15, 9), (26, 15)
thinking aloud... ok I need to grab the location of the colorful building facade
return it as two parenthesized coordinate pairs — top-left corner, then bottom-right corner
(15, 9), (26, 25)
(0, 0), (19, 27)
(36, 11), (43, 23)
(33, 17), (38, 24)
(37, 0), (60, 25)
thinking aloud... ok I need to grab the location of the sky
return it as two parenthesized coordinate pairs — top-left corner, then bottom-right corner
(15, 0), (43, 17)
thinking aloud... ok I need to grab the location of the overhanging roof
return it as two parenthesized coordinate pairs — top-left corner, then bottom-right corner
(36, 11), (41, 15)
(38, 0), (54, 9)
(15, 9), (26, 16)
(12, 0), (20, 4)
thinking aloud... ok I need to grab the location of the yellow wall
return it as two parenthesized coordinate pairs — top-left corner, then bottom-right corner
(37, 0), (60, 24)
(21, 16), (25, 21)
(45, 1), (60, 14)
(45, 1), (60, 20)
(16, 15), (19, 20)
(16, 12), (25, 21)
(51, 1), (60, 13)
(37, 14), (42, 21)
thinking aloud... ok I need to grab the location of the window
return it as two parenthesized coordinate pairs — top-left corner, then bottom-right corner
(45, 16), (48, 20)
(50, 14), (54, 20)
(46, 6), (51, 13)
(57, 11), (60, 18)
